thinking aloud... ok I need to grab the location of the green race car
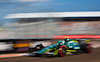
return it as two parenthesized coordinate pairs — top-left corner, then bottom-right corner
(29, 38), (92, 57)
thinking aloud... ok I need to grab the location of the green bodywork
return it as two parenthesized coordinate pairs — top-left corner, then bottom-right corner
(34, 39), (90, 56)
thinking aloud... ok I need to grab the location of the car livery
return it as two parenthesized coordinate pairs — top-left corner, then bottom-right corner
(29, 38), (92, 57)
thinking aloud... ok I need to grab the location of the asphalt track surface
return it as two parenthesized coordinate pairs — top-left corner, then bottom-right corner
(0, 48), (100, 62)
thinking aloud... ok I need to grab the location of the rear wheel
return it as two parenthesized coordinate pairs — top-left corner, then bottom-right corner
(86, 44), (92, 53)
(81, 44), (92, 53)
(58, 45), (67, 57)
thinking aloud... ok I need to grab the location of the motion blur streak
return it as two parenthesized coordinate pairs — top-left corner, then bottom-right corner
(0, 48), (100, 62)
(3, 11), (100, 18)
(0, 42), (13, 51)
(14, 43), (30, 47)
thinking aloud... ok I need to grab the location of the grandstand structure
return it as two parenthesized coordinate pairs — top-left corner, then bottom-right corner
(2, 11), (100, 39)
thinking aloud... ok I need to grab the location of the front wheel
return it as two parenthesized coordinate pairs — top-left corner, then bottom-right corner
(58, 45), (67, 57)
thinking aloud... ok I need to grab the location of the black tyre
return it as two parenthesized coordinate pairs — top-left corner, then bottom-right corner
(81, 44), (92, 53)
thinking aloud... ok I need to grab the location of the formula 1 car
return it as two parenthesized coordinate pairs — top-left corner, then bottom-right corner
(29, 38), (92, 57)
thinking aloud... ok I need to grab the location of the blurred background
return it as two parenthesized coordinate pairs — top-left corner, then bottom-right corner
(0, 0), (100, 54)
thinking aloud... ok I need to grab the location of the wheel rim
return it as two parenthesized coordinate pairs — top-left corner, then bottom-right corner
(62, 48), (66, 55)
(86, 44), (92, 53)
(59, 45), (66, 57)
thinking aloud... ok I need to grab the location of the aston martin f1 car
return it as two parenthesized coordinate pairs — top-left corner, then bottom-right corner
(29, 38), (92, 57)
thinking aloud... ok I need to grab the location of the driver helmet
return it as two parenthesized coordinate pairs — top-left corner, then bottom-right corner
(64, 37), (71, 42)
(57, 40), (65, 45)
